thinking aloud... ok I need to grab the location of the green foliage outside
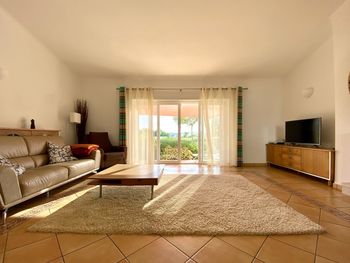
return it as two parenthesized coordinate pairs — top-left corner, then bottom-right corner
(162, 146), (195, 160)
(158, 137), (198, 160)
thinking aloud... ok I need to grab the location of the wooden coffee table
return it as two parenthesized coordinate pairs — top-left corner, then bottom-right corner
(88, 164), (165, 199)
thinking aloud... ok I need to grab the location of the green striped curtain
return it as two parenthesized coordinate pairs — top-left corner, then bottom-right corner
(118, 86), (126, 146)
(237, 86), (243, 166)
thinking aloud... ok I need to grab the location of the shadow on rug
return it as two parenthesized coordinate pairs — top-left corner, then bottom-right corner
(29, 174), (324, 235)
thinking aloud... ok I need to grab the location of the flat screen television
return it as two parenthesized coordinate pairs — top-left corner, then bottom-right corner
(285, 118), (322, 145)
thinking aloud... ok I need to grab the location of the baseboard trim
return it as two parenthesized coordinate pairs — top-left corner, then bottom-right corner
(333, 183), (342, 191)
(242, 163), (267, 167)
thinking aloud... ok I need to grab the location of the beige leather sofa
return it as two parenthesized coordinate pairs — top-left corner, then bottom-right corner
(0, 135), (101, 223)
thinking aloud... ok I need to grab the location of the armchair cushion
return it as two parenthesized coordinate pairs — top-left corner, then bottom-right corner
(87, 132), (126, 168)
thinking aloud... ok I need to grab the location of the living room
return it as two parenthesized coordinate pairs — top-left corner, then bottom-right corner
(0, 0), (350, 262)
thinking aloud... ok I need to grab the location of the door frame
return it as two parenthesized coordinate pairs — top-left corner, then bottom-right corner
(154, 100), (201, 164)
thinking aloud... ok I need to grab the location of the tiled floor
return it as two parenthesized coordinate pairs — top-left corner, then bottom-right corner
(1, 165), (350, 263)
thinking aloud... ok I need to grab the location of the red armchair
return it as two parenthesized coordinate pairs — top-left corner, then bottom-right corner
(87, 132), (127, 169)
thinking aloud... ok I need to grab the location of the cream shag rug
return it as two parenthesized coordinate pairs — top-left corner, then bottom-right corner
(29, 174), (323, 235)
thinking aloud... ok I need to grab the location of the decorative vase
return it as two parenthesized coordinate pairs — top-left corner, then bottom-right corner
(30, 119), (36, 129)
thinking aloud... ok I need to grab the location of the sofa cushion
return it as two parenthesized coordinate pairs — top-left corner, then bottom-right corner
(48, 159), (95, 178)
(23, 136), (64, 156)
(31, 154), (49, 167)
(0, 136), (28, 158)
(19, 166), (69, 196)
(10, 156), (35, 169)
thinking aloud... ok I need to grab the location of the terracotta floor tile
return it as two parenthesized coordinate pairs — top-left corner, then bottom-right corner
(252, 259), (264, 263)
(338, 207), (350, 214)
(127, 237), (188, 263)
(315, 256), (337, 263)
(217, 235), (266, 256)
(64, 237), (124, 263)
(287, 202), (321, 220)
(288, 195), (320, 208)
(317, 197), (350, 208)
(257, 237), (314, 263)
(280, 182), (322, 191)
(317, 235), (350, 262)
(247, 179), (272, 189)
(320, 221), (350, 243)
(3, 166), (350, 261)
(0, 234), (6, 254)
(266, 189), (292, 203)
(49, 257), (64, 263)
(271, 234), (317, 254)
(301, 189), (345, 198)
(266, 184), (290, 192)
(57, 233), (106, 255)
(193, 237), (253, 263)
(320, 210), (350, 228)
(164, 235), (212, 257)
(4, 236), (61, 263)
(6, 218), (55, 251)
(109, 234), (159, 256)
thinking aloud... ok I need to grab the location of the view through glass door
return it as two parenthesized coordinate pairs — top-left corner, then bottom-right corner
(153, 101), (199, 163)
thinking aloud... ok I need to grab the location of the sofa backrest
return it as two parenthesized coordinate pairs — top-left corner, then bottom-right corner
(0, 136), (34, 168)
(0, 135), (65, 168)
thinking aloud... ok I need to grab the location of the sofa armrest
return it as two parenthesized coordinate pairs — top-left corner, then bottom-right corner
(0, 166), (22, 206)
(88, 149), (101, 170)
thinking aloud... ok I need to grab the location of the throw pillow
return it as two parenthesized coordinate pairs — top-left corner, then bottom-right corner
(70, 144), (99, 157)
(47, 142), (78, 164)
(0, 155), (26, 176)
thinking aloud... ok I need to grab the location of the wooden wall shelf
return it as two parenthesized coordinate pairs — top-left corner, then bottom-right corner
(266, 143), (335, 186)
(0, 128), (60, 136)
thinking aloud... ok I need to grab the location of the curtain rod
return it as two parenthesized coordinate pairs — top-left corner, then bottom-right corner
(117, 87), (248, 91)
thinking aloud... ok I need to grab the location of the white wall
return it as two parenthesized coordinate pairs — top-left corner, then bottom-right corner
(331, 0), (350, 184)
(81, 77), (119, 145)
(0, 6), (79, 143)
(81, 76), (283, 163)
(282, 38), (335, 148)
(239, 79), (283, 163)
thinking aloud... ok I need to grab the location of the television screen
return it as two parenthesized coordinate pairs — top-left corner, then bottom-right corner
(285, 118), (321, 145)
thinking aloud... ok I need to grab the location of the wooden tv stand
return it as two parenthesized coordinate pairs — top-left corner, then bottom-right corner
(266, 143), (335, 186)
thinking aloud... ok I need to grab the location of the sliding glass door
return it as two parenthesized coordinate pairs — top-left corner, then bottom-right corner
(153, 101), (200, 163)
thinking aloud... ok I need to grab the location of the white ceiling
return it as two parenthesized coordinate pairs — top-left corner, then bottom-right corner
(0, 0), (344, 77)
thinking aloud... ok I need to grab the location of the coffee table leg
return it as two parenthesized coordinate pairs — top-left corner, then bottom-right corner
(151, 185), (154, 199)
(99, 184), (102, 198)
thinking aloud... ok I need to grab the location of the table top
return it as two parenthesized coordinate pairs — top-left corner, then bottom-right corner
(89, 164), (165, 181)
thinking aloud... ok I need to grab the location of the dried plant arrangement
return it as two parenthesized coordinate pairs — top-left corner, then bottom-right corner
(75, 99), (88, 143)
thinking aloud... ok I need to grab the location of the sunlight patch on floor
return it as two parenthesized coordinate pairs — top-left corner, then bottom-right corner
(143, 175), (206, 215)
